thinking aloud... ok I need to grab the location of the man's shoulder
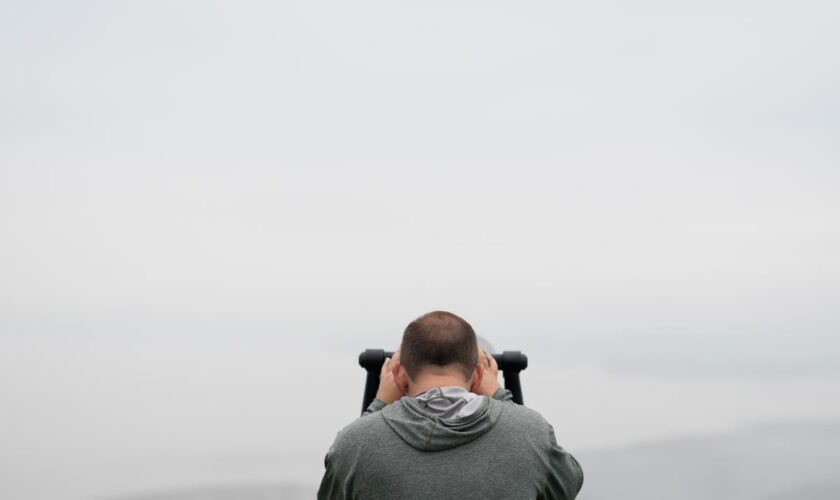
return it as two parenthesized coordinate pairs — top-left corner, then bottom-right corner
(494, 398), (551, 425)
(492, 399), (555, 439)
(331, 410), (390, 452)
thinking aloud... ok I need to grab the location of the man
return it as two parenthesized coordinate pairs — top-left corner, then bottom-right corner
(318, 311), (583, 499)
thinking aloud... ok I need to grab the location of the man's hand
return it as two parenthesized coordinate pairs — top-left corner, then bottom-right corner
(475, 350), (502, 397)
(374, 349), (404, 404)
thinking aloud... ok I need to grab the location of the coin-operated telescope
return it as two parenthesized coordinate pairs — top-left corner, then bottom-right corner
(357, 339), (528, 415)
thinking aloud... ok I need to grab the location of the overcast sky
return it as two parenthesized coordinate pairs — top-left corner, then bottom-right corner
(1, 1), (839, 499)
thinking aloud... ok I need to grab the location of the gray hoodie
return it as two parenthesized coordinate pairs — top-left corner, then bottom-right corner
(318, 388), (583, 499)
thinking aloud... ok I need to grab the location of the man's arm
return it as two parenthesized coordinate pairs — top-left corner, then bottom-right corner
(317, 451), (346, 500)
(538, 426), (584, 500)
(362, 351), (404, 416)
(476, 350), (508, 399)
(476, 351), (582, 499)
(492, 386), (515, 402)
(362, 398), (387, 415)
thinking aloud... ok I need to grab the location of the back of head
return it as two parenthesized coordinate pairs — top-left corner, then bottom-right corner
(400, 311), (479, 381)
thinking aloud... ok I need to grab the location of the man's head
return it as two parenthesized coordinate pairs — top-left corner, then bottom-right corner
(374, 311), (500, 402)
(398, 311), (479, 382)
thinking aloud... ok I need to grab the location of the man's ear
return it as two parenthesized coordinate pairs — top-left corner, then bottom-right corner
(393, 360), (410, 396)
(469, 362), (485, 393)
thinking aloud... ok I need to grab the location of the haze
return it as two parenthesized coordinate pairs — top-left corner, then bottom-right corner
(1, 1), (838, 498)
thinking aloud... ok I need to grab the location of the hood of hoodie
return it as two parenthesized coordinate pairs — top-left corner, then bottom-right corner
(380, 388), (504, 452)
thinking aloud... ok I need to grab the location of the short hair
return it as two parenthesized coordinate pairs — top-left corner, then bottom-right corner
(400, 311), (479, 380)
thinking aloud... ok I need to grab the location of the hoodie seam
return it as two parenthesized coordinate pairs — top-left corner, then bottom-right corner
(424, 417), (440, 451)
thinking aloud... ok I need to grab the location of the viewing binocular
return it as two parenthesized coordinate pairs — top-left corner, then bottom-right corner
(358, 349), (528, 415)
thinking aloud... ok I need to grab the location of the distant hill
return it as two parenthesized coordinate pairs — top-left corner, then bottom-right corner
(764, 481), (840, 500)
(103, 483), (312, 500)
(576, 420), (840, 500)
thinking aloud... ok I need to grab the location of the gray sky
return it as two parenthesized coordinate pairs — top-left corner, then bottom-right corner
(1, 1), (839, 498)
